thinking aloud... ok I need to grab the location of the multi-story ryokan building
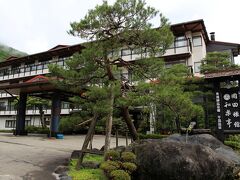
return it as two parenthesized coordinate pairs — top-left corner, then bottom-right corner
(0, 19), (239, 131)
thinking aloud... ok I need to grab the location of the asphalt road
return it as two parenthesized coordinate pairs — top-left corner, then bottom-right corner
(0, 133), (127, 180)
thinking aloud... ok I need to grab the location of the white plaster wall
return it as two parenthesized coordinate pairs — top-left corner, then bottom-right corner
(191, 32), (207, 72)
(0, 116), (16, 130)
(0, 115), (47, 130)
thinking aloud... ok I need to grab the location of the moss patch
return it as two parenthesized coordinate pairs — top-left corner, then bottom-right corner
(69, 154), (107, 180)
(83, 154), (104, 163)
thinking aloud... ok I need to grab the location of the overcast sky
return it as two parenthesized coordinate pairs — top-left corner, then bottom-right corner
(0, 0), (239, 61)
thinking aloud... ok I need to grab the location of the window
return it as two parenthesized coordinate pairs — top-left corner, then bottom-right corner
(37, 64), (43, 70)
(175, 36), (187, 47)
(165, 60), (186, 68)
(193, 36), (202, 47)
(12, 66), (20, 74)
(5, 120), (16, 128)
(0, 101), (6, 111)
(30, 65), (37, 71)
(62, 102), (69, 109)
(25, 120), (31, 127)
(3, 68), (10, 76)
(121, 49), (131, 56)
(25, 66), (31, 72)
(57, 60), (64, 66)
(194, 62), (201, 73)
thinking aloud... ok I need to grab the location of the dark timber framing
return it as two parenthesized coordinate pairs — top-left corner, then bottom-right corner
(15, 92), (27, 135)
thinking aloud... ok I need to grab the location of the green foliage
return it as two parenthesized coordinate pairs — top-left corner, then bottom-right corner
(121, 152), (136, 163)
(0, 129), (13, 133)
(26, 96), (50, 107)
(104, 150), (121, 161)
(138, 133), (168, 139)
(101, 150), (137, 179)
(25, 126), (49, 134)
(112, 117), (129, 134)
(127, 63), (204, 131)
(83, 154), (104, 164)
(0, 43), (27, 61)
(59, 114), (88, 133)
(69, 159), (107, 180)
(100, 161), (120, 173)
(49, 0), (174, 132)
(110, 170), (131, 180)
(200, 51), (239, 74)
(69, 0), (173, 48)
(224, 141), (240, 150)
(224, 135), (240, 150)
(226, 135), (240, 142)
(122, 162), (137, 173)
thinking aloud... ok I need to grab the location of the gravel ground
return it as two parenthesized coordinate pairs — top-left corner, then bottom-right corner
(0, 133), (128, 180)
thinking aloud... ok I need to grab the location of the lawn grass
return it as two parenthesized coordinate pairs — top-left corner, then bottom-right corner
(68, 154), (107, 180)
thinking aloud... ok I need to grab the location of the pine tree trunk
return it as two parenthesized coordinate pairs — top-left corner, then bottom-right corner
(175, 116), (181, 133)
(39, 106), (45, 128)
(75, 113), (98, 170)
(122, 106), (138, 141)
(104, 84), (114, 154)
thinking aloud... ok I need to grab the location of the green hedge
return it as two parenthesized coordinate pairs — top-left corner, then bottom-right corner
(224, 135), (240, 150)
(26, 126), (49, 134)
(224, 141), (240, 149)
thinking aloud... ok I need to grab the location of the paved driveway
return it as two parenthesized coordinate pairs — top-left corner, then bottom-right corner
(0, 133), (127, 180)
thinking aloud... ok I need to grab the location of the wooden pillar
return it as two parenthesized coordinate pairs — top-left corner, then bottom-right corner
(15, 92), (27, 135)
(50, 92), (61, 137)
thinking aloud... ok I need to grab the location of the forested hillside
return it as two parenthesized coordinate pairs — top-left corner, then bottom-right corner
(0, 43), (27, 61)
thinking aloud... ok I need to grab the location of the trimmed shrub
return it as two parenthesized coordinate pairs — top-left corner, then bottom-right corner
(226, 135), (240, 142)
(101, 150), (137, 179)
(122, 162), (137, 173)
(224, 141), (240, 149)
(225, 135), (240, 150)
(121, 152), (136, 163)
(110, 170), (131, 180)
(104, 150), (120, 161)
(100, 161), (120, 174)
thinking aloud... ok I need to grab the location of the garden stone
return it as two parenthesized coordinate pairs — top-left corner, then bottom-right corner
(81, 161), (100, 169)
(60, 176), (72, 180)
(71, 150), (81, 159)
(54, 165), (69, 174)
(162, 134), (240, 165)
(135, 140), (234, 180)
(114, 146), (126, 153)
(59, 172), (68, 177)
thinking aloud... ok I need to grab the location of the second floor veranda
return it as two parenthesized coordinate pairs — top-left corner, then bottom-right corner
(0, 37), (192, 82)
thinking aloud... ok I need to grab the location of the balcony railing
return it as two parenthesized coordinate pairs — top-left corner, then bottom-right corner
(116, 38), (191, 62)
(0, 59), (65, 82)
(0, 108), (80, 116)
(0, 39), (192, 82)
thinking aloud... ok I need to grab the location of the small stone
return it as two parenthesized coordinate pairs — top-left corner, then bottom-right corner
(60, 176), (72, 180)
(81, 161), (100, 169)
(54, 165), (69, 174)
(59, 172), (68, 177)
(71, 150), (81, 159)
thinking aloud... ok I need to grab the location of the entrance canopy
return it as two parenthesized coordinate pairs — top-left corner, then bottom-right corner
(0, 75), (80, 101)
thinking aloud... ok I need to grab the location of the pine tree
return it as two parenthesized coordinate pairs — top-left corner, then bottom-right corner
(200, 51), (238, 74)
(49, 0), (178, 169)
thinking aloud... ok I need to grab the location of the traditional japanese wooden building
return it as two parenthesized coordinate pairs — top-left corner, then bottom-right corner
(0, 19), (239, 135)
